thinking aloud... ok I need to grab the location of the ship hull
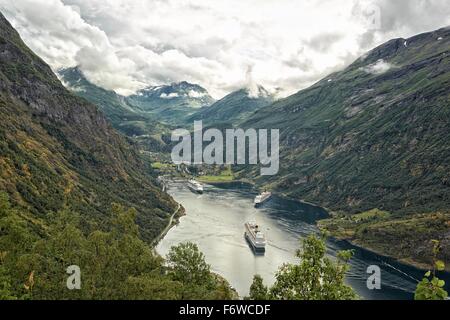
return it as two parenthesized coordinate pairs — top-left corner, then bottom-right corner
(254, 191), (272, 208)
(254, 196), (271, 207)
(188, 185), (203, 194)
(244, 232), (266, 253)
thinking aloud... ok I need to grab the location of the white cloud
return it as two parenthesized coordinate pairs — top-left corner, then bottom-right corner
(245, 65), (260, 99)
(188, 90), (207, 99)
(361, 59), (393, 74)
(0, 0), (449, 98)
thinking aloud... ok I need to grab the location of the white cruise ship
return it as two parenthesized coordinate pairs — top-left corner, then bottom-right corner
(244, 222), (266, 253)
(187, 179), (204, 194)
(254, 191), (272, 207)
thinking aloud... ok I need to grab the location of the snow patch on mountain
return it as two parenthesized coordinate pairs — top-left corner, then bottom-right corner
(160, 92), (179, 99)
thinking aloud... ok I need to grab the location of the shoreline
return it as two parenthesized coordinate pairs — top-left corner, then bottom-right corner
(330, 236), (450, 274)
(210, 180), (444, 274)
(152, 203), (185, 247)
(156, 178), (447, 277)
(259, 189), (446, 274)
(338, 238), (430, 274)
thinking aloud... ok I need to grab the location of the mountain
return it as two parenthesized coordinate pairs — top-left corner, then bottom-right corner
(190, 85), (274, 126)
(0, 12), (177, 242)
(58, 67), (142, 124)
(126, 81), (215, 125)
(58, 67), (172, 152)
(241, 27), (450, 267)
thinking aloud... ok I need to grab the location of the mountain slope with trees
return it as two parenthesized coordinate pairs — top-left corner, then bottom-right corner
(0, 12), (237, 300)
(0, 12), (176, 243)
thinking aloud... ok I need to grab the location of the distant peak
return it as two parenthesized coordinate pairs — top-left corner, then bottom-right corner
(58, 66), (91, 81)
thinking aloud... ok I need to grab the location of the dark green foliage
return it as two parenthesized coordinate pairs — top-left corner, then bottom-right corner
(248, 275), (269, 300)
(270, 235), (357, 300)
(165, 242), (235, 299)
(0, 194), (235, 300)
(167, 242), (212, 285)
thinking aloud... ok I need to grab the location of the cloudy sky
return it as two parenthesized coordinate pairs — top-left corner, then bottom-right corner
(1, 0), (449, 98)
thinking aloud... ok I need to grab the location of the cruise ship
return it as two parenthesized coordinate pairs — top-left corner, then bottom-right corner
(244, 222), (266, 253)
(254, 191), (272, 207)
(187, 179), (204, 194)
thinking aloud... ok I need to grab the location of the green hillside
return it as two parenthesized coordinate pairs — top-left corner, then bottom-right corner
(0, 12), (176, 243)
(190, 86), (274, 126)
(241, 27), (450, 267)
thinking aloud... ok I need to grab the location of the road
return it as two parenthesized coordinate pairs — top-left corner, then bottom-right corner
(153, 203), (182, 246)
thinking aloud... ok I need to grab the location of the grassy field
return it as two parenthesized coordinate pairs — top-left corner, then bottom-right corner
(198, 174), (235, 183)
(151, 162), (172, 169)
(198, 167), (235, 183)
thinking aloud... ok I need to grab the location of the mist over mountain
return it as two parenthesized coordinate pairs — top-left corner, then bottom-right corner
(59, 66), (216, 128)
(58, 67), (140, 122)
(58, 67), (172, 152)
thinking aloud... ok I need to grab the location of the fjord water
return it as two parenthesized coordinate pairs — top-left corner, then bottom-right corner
(157, 181), (450, 300)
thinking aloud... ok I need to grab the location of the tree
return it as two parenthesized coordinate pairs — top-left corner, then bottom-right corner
(165, 242), (238, 300)
(0, 263), (16, 300)
(210, 276), (236, 300)
(263, 234), (357, 300)
(248, 275), (269, 300)
(167, 242), (212, 285)
(124, 274), (183, 300)
(415, 240), (448, 300)
(0, 192), (35, 300)
(15, 204), (161, 300)
(0, 195), (235, 300)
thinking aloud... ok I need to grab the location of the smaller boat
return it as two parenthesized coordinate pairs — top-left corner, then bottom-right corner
(254, 191), (272, 207)
(187, 179), (204, 194)
(244, 222), (266, 253)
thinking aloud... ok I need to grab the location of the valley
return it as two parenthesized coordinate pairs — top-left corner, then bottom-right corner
(1, 4), (449, 301)
(65, 26), (450, 271)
